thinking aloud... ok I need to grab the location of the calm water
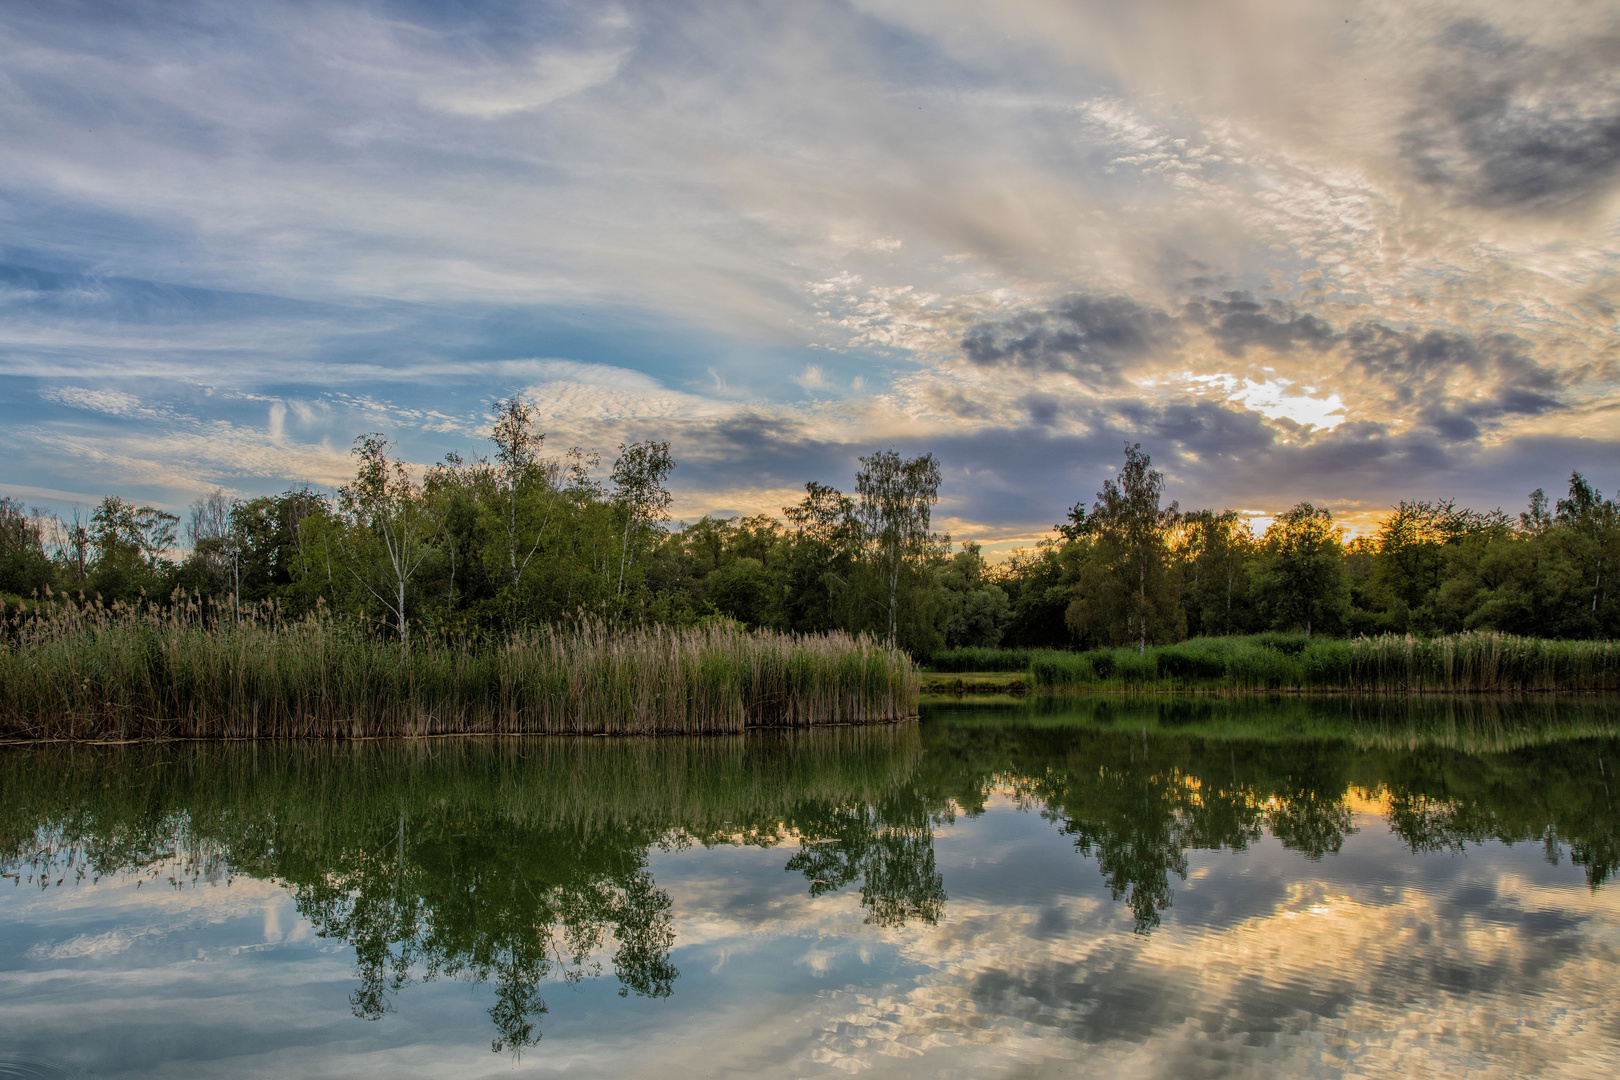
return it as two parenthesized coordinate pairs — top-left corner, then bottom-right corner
(2, 696), (1618, 1078)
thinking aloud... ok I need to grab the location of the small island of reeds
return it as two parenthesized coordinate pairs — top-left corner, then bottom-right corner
(0, 599), (918, 741)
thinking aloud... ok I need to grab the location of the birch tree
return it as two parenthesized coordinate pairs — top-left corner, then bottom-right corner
(488, 397), (557, 593)
(855, 450), (942, 653)
(338, 434), (439, 645)
(187, 488), (240, 614)
(610, 440), (675, 603)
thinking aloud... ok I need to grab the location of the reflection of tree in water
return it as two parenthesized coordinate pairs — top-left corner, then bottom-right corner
(918, 699), (1620, 931)
(1376, 739), (1620, 887)
(928, 723), (1359, 932)
(781, 794), (947, 927)
(1, 706), (1616, 1034)
(0, 730), (936, 1050)
(289, 815), (676, 1052)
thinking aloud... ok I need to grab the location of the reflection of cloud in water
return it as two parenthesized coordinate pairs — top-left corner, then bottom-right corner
(582, 811), (1620, 1079)
(770, 837), (1620, 1078)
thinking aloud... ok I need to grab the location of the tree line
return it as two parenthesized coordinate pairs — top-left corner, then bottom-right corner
(2, 399), (1616, 654)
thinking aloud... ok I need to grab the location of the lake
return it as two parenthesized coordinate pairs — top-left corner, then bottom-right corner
(2, 695), (1618, 1078)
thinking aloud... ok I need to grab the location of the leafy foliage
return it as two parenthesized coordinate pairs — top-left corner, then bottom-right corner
(3, 412), (1617, 656)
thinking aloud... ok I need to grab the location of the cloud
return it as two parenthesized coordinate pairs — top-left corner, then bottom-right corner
(41, 386), (155, 419)
(420, 46), (631, 118)
(1342, 323), (1566, 428)
(1184, 294), (1336, 358)
(1, 1), (1618, 532)
(960, 295), (1179, 387)
(1402, 18), (1620, 213)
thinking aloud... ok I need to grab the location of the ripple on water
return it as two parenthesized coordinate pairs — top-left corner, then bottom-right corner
(0, 1062), (72, 1080)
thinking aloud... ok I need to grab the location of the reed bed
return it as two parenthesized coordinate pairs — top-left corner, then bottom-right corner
(928, 646), (1072, 673)
(1018, 632), (1620, 693)
(0, 599), (918, 740)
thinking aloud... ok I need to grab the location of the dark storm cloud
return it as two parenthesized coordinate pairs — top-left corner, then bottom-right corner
(661, 409), (856, 497)
(960, 294), (1180, 386)
(1401, 18), (1620, 213)
(1183, 293), (1335, 358)
(1343, 322), (1564, 422)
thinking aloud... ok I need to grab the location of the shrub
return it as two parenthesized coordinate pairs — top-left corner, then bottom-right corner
(1250, 632), (1313, 656)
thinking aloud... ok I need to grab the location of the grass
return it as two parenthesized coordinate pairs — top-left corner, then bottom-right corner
(940, 633), (1620, 693)
(0, 597), (918, 740)
(920, 670), (1029, 695)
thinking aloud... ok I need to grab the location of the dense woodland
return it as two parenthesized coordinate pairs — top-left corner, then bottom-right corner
(2, 398), (1616, 657)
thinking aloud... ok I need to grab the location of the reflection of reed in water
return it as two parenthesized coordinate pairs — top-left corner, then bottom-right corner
(937, 693), (1620, 754)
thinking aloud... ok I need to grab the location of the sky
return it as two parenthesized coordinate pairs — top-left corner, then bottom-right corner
(1, 0), (1618, 549)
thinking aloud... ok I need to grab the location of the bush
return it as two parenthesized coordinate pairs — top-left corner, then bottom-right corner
(957, 631), (1620, 693)
(1250, 631), (1313, 656)
(1301, 639), (1354, 688)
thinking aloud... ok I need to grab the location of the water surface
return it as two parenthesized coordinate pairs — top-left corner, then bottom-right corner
(2, 696), (1618, 1077)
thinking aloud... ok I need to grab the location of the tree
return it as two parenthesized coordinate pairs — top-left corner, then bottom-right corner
(1067, 443), (1181, 652)
(488, 397), (557, 594)
(854, 450), (942, 652)
(1253, 503), (1347, 636)
(187, 488), (240, 614)
(941, 542), (1013, 648)
(136, 508), (179, 571)
(59, 506), (91, 587)
(1551, 472), (1618, 635)
(782, 481), (858, 633)
(86, 496), (176, 602)
(0, 498), (55, 597)
(1179, 509), (1256, 637)
(997, 541), (1072, 647)
(610, 441), (676, 606)
(1370, 498), (1513, 630)
(1520, 488), (1553, 536)
(338, 434), (439, 645)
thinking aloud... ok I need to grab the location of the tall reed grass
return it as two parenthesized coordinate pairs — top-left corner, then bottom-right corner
(1019, 632), (1620, 693)
(928, 647), (1072, 673)
(0, 597), (918, 740)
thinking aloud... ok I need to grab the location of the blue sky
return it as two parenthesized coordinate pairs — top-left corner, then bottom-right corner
(2, 0), (1618, 546)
